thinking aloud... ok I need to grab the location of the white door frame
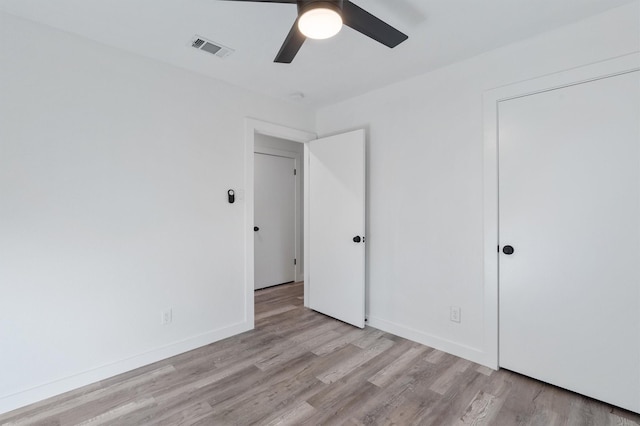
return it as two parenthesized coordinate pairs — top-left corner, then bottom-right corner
(482, 53), (640, 369)
(254, 147), (302, 283)
(244, 118), (316, 326)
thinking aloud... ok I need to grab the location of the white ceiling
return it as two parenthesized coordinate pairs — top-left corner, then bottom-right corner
(0, 0), (634, 107)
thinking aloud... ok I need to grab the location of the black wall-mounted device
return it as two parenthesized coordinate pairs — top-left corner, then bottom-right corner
(228, 189), (235, 204)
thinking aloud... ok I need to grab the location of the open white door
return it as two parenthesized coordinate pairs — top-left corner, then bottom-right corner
(307, 129), (366, 328)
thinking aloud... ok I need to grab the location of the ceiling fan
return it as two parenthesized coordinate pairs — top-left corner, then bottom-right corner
(221, 0), (408, 63)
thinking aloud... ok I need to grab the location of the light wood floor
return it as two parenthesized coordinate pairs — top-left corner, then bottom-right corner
(2, 282), (639, 425)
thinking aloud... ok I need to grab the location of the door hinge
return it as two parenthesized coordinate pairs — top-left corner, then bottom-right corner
(294, 169), (297, 175)
(294, 259), (297, 265)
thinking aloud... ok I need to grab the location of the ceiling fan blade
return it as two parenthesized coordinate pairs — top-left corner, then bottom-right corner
(218, 0), (296, 3)
(342, 0), (408, 48)
(274, 18), (306, 63)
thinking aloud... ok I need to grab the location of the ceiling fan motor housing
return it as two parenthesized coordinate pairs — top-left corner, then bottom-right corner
(297, 0), (343, 15)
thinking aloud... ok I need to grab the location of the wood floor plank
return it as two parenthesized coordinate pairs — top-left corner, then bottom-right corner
(2, 282), (639, 426)
(203, 352), (322, 417)
(311, 327), (367, 356)
(368, 346), (429, 387)
(476, 365), (495, 376)
(315, 338), (395, 384)
(351, 328), (386, 349)
(74, 397), (156, 426)
(491, 371), (547, 425)
(263, 401), (317, 426)
(429, 358), (473, 395)
(425, 348), (448, 364)
(3, 366), (175, 426)
(305, 381), (381, 424)
(346, 376), (418, 424)
(254, 304), (298, 321)
(455, 390), (504, 425)
(413, 369), (484, 424)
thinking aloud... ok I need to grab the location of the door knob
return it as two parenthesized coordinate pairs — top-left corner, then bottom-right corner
(502, 245), (515, 255)
(254, 226), (260, 232)
(353, 236), (362, 243)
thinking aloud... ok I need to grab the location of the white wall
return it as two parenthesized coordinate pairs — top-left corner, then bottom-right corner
(0, 12), (314, 414)
(316, 2), (640, 366)
(255, 134), (305, 154)
(254, 134), (305, 279)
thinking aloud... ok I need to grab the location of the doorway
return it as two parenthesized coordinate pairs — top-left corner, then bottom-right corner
(244, 119), (368, 330)
(243, 119), (315, 325)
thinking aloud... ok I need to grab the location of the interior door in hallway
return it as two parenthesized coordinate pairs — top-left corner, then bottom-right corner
(498, 70), (640, 413)
(307, 129), (366, 328)
(254, 153), (296, 290)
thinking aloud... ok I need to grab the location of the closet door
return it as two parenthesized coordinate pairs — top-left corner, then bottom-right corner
(499, 70), (640, 412)
(254, 153), (296, 289)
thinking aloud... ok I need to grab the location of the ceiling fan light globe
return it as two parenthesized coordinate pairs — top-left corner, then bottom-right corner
(298, 8), (343, 40)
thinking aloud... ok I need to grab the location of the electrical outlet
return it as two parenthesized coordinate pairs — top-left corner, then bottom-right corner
(161, 308), (173, 325)
(450, 306), (461, 323)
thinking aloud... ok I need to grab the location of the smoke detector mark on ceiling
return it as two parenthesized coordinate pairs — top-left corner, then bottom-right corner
(191, 36), (234, 59)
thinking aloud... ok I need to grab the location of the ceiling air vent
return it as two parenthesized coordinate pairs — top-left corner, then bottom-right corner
(191, 36), (234, 59)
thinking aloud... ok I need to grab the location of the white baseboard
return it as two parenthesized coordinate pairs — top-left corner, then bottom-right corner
(367, 315), (495, 369)
(0, 321), (252, 415)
